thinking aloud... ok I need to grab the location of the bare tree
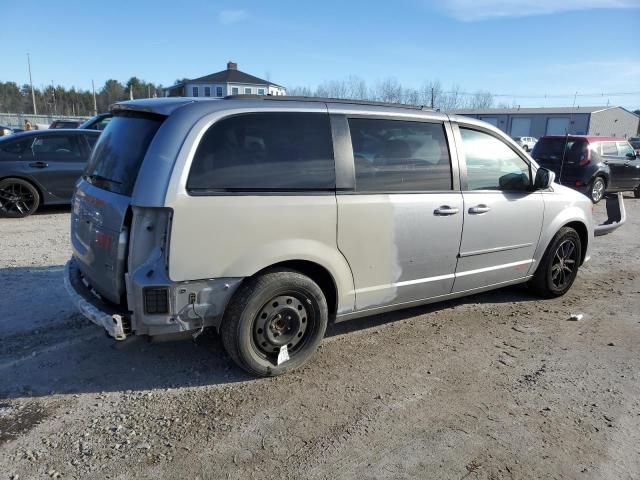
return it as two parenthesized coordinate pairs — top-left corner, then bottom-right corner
(439, 84), (464, 111)
(345, 75), (368, 100)
(467, 90), (494, 109)
(372, 78), (403, 103)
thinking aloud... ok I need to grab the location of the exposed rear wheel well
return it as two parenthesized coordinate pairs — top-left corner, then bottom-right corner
(255, 260), (338, 318)
(565, 221), (588, 265)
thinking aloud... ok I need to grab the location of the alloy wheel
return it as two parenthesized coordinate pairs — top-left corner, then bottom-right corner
(0, 183), (36, 216)
(591, 178), (605, 203)
(551, 239), (578, 290)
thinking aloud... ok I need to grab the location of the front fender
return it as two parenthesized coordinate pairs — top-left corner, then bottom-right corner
(530, 189), (594, 274)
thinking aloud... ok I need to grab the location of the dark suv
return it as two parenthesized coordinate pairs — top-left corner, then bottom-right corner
(532, 136), (640, 202)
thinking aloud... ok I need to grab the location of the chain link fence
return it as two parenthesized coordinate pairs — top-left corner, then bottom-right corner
(0, 113), (90, 129)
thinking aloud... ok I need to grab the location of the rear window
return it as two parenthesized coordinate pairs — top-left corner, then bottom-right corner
(0, 136), (33, 154)
(187, 113), (335, 192)
(84, 112), (164, 195)
(532, 138), (585, 164)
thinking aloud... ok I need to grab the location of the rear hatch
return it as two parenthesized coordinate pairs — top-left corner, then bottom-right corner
(71, 111), (165, 304)
(531, 137), (587, 182)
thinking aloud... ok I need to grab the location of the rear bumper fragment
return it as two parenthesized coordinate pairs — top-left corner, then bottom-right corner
(594, 193), (626, 237)
(64, 259), (130, 340)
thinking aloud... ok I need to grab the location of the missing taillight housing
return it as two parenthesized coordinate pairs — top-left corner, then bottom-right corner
(143, 287), (169, 314)
(579, 146), (592, 166)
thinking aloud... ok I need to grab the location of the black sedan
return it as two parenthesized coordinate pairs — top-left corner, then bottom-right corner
(0, 129), (100, 218)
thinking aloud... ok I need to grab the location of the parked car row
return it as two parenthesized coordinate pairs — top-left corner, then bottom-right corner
(531, 135), (640, 202)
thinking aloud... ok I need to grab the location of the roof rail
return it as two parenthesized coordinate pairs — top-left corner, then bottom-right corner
(222, 95), (432, 111)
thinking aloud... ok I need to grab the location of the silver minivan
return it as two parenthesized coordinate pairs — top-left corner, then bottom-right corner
(65, 96), (595, 376)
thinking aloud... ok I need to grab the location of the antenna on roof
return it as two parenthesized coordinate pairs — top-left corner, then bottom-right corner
(559, 91), (579, 182)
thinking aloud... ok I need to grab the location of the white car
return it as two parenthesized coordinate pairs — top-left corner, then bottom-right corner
(513, 136), (537, 152)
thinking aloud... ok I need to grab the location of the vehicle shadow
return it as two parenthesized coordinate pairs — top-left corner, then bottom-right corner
(0, 265), (539, 400)
(33, 204), (71, 216)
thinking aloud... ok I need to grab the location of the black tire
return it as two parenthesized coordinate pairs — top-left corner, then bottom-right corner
(0, 178), (40, 218)
(529, 226), (582, 298)
(523, 145), (529, 152)
(634, 184), (640, 198)
(589, 176), (606, 203)
(220, 268), (328, 376)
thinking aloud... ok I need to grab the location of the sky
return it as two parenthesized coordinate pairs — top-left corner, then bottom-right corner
(1, 0), (639, 109)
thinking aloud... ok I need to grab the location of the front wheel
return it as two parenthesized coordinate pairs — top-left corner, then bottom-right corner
(529, 227), (582, 298)
(589, 176), (606, 203)
(220, 269), (328, 376)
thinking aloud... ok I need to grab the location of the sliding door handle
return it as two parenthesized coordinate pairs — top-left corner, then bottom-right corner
(434, 206), (460, 216)
(468, 204), (491, 214)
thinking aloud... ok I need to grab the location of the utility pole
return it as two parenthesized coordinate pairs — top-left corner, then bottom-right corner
(51, 80), (57, 116)
(430, 87), (434, 109)
(27, 53), (37, 115)
(92, 80), (97, 115)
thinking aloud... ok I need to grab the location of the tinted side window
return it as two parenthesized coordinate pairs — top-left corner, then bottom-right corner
(84, 133), (99, 150)
(349, 118), (452, 192)
(0, 137), (33, 154)
(601, 142), (618, 156)
(187, 113), (335, 191)
(460, 128), (531, 191)
(32, 135), (82, 159)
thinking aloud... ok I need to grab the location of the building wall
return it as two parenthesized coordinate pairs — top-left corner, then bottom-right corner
(167, 82), (286, 97)
(588, 107), (640, 139)
(226, 83), (270, 96)
(459, 113), (590, 138)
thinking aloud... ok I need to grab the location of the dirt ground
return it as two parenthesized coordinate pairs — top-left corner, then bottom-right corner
(1, 198), (639, 480)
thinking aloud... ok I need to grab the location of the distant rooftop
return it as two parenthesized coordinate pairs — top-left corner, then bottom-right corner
(451, 106), (617, 115)
(166, 61), (284, 90)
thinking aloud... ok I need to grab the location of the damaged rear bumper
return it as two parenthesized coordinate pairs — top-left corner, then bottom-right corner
(64, 258), (130, 340)
(594, 193), (626, 237)
(65, 257), (244, 339)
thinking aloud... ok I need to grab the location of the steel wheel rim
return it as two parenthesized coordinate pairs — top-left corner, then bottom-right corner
(592, 179), (604, 202)
(0, 183), (35, 215)
(551, 239), (577, 289)
(252, 293), (313, 361)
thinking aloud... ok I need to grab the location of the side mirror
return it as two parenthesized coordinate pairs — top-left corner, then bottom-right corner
(625, 152), (637, 160)
(534, 167), (555, 190)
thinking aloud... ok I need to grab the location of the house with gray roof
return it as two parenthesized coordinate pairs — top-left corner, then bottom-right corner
(164, 61), (286, 98)
(451, 106), (640, 139)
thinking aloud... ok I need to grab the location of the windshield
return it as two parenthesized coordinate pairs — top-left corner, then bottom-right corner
(84, 112), (164, 195)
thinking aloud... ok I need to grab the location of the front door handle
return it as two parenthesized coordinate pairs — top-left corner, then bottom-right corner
(434, 206), (460, 216)
(468, 204), (491, 214)
(29, 161), (48, 168)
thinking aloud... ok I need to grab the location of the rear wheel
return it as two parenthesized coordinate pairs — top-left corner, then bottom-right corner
(0, 178), (40, 218)
(589, 176), (606, 203)
(634, 184), (640, 198)
(529, 227), (582, 298)
(220, 268), (328, 376)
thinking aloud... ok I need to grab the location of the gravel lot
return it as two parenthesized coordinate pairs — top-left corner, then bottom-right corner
(1, 198), (639, 479)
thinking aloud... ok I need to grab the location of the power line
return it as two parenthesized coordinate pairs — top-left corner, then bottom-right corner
(439, 90), (640, 99)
